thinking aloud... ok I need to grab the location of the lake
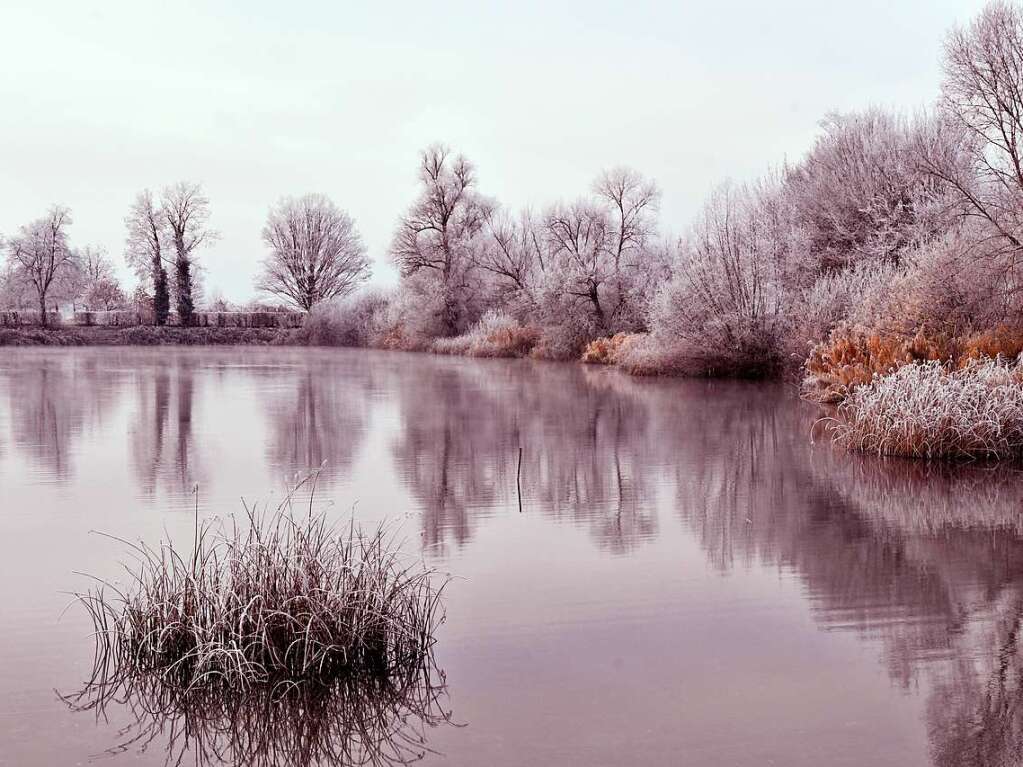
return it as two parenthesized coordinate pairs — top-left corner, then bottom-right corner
(0, 346), (1021, 766)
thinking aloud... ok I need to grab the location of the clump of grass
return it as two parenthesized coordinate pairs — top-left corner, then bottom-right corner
(75, 484), (447, 693)
(826, 359), (1023, 460)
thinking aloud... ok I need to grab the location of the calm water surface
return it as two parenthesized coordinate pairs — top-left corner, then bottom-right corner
(1, 347), (1022, 766)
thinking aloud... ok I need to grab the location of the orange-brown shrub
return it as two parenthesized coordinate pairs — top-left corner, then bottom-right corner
(471, 325), (540, 358)
(580, 333), (638, 365)
(804, 322), (1023, 403)
(378, 322), (426, 351)
(803, 326), (953, 403)
(958, 325), (1023, 365)
(430, 312), (540, 358)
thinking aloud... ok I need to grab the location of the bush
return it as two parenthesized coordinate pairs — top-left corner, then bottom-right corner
(781, 260), (901, 370)
(580, 333), (638, 365)
(0, 327), (87, 346)
(431, 310), (539, 358)
(613, 334), (690, 376)
(959, 324), (1023, 365)
(641, 183), (789, 377)
(826, 359), (1023, 460)
(803, 326), (952, 403)
(297, 292), (389, 347)
(885, 227), (1019, 337)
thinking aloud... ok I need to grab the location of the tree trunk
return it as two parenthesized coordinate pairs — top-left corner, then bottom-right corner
(589, 283), (606, 332)
(154, 264), (170, 326)
(175, 258), (194, 327)
(39, 292), (48, 328)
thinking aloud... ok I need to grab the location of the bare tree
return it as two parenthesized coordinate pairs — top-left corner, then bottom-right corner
(543, 201), (614, 330)
(390, 145), (492, 335)
(257, 194), (371, 311)
(161, 182), (216, 326)
(538, 169), (663, 337)
(649, 183), (787, 374)
(6, 206), (77, 326)
(925, 1), (1023, 252)
(475, 209), (545, 307)
(75, 247), (125, 310)
(125, 190), (171, 325)
(594, 167), (661, 267)
(594, 167), (663, 327)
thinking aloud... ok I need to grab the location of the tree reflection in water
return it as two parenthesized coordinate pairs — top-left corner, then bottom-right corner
(263, 365), (372, 484)
(402, 360), (1023, 765)
(130, 357), (205, 496)
(11, 349), (1023, 763)
(0, 353), (123, 478)
(390, 358), (659, 555)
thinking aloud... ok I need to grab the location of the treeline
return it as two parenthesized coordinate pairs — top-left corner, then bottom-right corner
(305, 3), (1023, 393)
(0, 186), (370, 326)
(6, 1), (1023, 424)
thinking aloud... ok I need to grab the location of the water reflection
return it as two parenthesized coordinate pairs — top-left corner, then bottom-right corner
(390, 359), (659, 554)
(0, 354), (122, 478)
(64, 657), (452, 767)
(129, 358), (204, 496)
(6, 349), (1023, 764)
(264, 366), (371, 483)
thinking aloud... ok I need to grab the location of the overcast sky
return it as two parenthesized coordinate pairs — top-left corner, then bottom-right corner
(0, 0), (990, 303)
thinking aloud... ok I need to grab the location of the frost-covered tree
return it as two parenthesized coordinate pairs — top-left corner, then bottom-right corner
(593, 167), (663, 327)
(390, 145), (492, 336)
(916, 1), (1023, 254)
(75, 247), (125, 310)
(542, 200), (615, 331)
(648, 183), (788, 375)
(5, 206), (77, 326)
(784, 109), (943, 272)
(474, 209), (545, 311)
(257, 194), (371, 311)
(125, 190), (171, 325)
(161, 182), (216, 326)
(530, 168), (666, 356)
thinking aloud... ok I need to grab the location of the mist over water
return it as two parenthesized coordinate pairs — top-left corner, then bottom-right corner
(0, 347), (1021, 766)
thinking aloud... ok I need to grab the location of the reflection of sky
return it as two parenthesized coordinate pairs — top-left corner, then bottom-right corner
(0, 346), (1021, 766)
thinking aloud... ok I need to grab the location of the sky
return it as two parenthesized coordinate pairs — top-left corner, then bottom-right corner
(0, 0), (991, 303)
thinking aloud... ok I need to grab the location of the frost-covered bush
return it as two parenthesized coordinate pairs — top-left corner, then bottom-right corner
(374, 275), (475, 351)
(828, 359), (1023, 459)
(887, 228), (1019, 336)
(642, 184), (789, 376)
(430, 310), (539, 358)
(782, 260), (902, 368)
(784, 109), (944, 270)
(299, 291), (390, 347)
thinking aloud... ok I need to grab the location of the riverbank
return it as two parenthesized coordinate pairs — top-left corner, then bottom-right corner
(0, 326), (294, 346)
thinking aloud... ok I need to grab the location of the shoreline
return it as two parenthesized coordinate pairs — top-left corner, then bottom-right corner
(0, 326), (296, 346)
